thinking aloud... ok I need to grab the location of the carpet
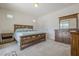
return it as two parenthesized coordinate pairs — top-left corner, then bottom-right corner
(0, 39), (70, 56)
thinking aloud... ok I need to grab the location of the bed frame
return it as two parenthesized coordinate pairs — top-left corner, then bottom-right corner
(14, 24), (46, 50)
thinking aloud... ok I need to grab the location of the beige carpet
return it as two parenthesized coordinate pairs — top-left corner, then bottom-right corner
(0, 39), (70, 56)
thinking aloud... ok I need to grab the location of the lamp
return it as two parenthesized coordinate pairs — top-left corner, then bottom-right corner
(33, 19), (36, 23)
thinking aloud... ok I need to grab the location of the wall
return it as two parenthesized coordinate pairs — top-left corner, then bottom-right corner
(69, 18), (77, 29)
(1, 4), (79, 40)
(38, 4), (79, 40)
(0, 8), (35, 33)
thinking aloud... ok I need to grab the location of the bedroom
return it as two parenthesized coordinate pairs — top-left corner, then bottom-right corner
(0, 3), (79, 56)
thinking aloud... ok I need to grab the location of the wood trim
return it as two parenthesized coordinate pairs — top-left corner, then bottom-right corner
(59, 13), (78, 20)
(71, 32), (79, 35)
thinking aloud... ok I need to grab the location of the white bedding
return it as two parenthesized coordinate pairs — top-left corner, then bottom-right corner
(14, 30), (45, 46)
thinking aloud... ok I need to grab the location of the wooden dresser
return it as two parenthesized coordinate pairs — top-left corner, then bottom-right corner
(55, 13), (79, 44)
(55, 29), (77, 44)
(71, 32), (79, 56)
(55, 29), (70, 44)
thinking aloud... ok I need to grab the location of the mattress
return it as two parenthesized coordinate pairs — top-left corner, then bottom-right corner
(14, 30), (45, 46)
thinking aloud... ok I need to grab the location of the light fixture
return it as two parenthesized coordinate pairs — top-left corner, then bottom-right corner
(34, 3), (39, 7)
(33, 19), (36, 23)
(7, 14), (13, 19)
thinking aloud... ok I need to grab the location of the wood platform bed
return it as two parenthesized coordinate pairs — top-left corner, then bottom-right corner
(14, 24), (46, 50)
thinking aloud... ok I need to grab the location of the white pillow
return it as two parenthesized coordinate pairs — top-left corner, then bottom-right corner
(15, 28), (33, 32)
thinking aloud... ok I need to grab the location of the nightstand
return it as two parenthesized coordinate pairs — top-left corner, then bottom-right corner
(1, 33), (14, 44)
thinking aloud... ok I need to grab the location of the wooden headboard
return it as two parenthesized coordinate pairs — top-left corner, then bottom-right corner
(14, 24), (33, 32)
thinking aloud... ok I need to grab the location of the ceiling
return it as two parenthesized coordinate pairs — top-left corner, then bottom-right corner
(0, 3), (76, 18)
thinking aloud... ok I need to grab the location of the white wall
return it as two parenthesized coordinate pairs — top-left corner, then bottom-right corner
(38, 4), (79, 40)
(69, 18), (77, 29)
(0, 8), (36, 33)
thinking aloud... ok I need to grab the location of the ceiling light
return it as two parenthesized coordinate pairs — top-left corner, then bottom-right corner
(34, 3), (39, 7)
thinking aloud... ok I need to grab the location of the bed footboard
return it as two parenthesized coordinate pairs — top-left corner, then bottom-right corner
(20, 33), (46, 50)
